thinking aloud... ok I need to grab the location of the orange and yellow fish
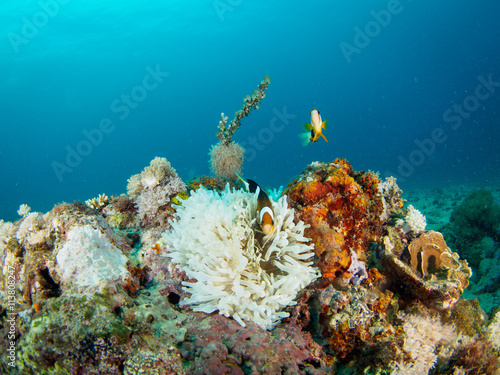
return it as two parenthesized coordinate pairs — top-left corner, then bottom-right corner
(299, 108), (329, 146)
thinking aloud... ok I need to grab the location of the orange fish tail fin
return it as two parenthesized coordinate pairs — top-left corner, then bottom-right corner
(321, 133), (329, 142)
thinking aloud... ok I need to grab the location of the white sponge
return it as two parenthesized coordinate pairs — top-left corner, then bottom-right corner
(56, 225), (129, 291)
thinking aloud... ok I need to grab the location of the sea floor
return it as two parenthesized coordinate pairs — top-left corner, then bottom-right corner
(404, 181), (500, 232)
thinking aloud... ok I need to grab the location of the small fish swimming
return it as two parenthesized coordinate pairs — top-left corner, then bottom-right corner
(299, 108), (329, 146)
(236, 172), (275, 236)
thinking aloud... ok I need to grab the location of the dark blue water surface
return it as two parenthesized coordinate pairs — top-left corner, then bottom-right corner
(1, 0), (500, 221)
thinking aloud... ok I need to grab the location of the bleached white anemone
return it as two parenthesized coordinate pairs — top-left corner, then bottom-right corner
(161, 185), (320, 330)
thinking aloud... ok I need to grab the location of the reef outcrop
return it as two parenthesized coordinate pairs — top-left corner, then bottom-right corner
(284, 159), (386, 283)
(0, 157), (498, 374)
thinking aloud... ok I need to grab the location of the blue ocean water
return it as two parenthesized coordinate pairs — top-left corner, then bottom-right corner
(1, 0), (499, 221)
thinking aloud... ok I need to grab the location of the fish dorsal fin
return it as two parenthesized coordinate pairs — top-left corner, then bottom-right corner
(246, 179), (259, 194)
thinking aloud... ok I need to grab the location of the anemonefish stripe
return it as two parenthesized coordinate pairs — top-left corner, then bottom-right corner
(259, 206), (274, 224)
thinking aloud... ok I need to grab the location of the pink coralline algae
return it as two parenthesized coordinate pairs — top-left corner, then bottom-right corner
(178, 314), (328, 375)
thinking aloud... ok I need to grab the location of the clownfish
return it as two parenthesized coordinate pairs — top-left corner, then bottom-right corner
(299, 108), (329, 146)
(235, 172), (275, 236)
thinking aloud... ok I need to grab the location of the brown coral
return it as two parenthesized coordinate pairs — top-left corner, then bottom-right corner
(408, 231), (471, 290)
(381, 231), (471, 311)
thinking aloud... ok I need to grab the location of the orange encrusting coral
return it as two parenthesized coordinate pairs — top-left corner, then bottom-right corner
(284, 159), (384, 282)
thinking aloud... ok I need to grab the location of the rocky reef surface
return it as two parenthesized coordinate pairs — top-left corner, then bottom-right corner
(1, 158), (499, 375)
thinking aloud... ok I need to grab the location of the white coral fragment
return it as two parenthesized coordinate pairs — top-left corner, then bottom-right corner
(162, 185), (320, 330)
(404, 205), (427, 234)
(17, 204), (31, 217)
(85, 194), (109, 210)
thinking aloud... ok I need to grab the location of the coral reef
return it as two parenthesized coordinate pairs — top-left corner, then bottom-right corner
(486, 310), (500, 351)
(100, 195), (138, 230)
(178, 313), (328, 374)
(1, 156), (499, 374)
(17, 204), (31, 217)
(316, 284), (399, 362)
(127, 157), (185, 226)
(378, 176), (404, 221)
(389, 312), (458, 374)
(443, 299), (488, 338)
(161, 185), (320, 330)
(186, 175), (237, 192)
(408, 231), (471, 290)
